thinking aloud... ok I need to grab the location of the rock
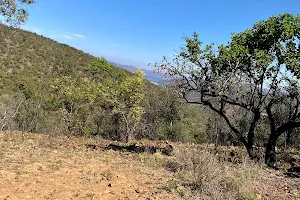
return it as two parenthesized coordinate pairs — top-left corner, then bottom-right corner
(85, 144), (97, 150)
(256, 194), (262, 200)
(105, 142), (174, 156)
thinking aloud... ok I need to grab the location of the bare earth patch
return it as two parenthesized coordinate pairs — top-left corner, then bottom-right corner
(253, 169), (300, 200)
(0, 131), (179, 200)
(0, 131), (299, 200)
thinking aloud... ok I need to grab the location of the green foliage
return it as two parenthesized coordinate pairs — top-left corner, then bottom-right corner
(84, 57), (112, 74)
(51, 76), (107, 106)
(155, 104), (210, 143)
(154, 13), (300, 165)
(83, 57), (116, 82)
(112, 69), (146, 142)
(0, 26), (211, 143)
(216, 13), (300, 77)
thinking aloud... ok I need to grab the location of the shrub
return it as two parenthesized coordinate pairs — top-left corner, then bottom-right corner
(164, 147), (261, 199)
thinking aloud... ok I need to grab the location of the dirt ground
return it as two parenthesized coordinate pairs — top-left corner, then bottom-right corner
(0, 131), (179, 200)
(0, 131), (299, 200)
(254, 169), (300, 200)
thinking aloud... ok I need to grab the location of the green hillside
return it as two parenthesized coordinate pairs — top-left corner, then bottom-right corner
(0, 26), (209, 143)
(0, 26), (132, 92)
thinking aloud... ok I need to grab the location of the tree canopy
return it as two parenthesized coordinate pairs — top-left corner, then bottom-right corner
(155, 13), (300, 167)
(0, 0), (35, 26)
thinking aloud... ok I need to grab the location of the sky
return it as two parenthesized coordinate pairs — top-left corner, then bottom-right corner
(22, 0), (300, 69)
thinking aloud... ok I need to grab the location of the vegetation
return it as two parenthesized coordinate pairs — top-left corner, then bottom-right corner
(165, 147), (260, 199)
(1, 2), (300, 199)
(0, 0), (35, 26)
(154, 13), (300, 167)
(0, 6), (300, 199)
(0, 26), (210, 144)
(1, 15), (300, 166)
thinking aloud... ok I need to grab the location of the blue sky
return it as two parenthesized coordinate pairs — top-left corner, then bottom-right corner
(22, 0), (299, 69)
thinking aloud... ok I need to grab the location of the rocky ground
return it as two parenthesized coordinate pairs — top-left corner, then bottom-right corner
(0, 131), (299, 200)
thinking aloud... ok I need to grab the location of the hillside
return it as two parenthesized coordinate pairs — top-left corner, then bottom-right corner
(0, 25), (163, 88)
(0, 25), (209, 143)
(0, 26), (132, 92)
(0, 26), (143, 137)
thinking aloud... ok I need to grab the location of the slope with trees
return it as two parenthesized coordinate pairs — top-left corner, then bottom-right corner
(0, 25), (210, 144)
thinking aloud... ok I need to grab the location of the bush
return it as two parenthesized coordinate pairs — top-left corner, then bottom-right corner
(0, 94), (24, 131)
(164, 147), (261, 199)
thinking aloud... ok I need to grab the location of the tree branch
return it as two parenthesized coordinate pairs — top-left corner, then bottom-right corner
(182, 91), (248, 146)
(275, 121), (300, 136)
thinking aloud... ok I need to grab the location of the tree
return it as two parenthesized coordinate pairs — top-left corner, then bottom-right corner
(0, 0), (35, 26)
(50, 75), (116, 136)
(112, 69), (146, 143)
(154, 14), (300, 167)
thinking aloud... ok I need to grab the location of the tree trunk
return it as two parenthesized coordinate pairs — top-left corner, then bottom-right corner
(246, 144), (255, 160)
(113, 114), (121, 140)
(265, 133), (279, 168)
(245, 124), (257, 160)
(125, 135), (129, 143)
(286, 129), (292, 146)
(245, 111), (260, 161)
(125, 131), (129, 143)
(125, 120), (130, 143)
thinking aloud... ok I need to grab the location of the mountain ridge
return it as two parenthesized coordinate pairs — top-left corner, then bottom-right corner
(108, 61), (165, 85)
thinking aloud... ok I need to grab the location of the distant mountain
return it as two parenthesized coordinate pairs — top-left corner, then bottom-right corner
(109, 61), (166, 85)
(108, 62), (137, 72)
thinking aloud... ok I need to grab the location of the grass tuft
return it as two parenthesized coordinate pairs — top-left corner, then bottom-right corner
(164, 147), (261, 199)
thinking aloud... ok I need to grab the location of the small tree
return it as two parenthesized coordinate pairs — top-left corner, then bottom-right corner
(154, 14), (300, 167)
(112, 69), (145, 143)
(50, 76), (113, 136)
(0, 0), (35, 26)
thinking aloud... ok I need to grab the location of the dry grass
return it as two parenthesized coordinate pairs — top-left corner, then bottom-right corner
(164, 147), (262, 200)
(0, 131), (299, 200)
(0, 131), (179, 200)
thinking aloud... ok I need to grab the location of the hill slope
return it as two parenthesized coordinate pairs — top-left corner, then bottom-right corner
(0, 25), (211, 145)
(0, 26), (142, 136)
(0, 26), (187, 142)
(0, 26), (162, 88)
(0, 26), (131, 92)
